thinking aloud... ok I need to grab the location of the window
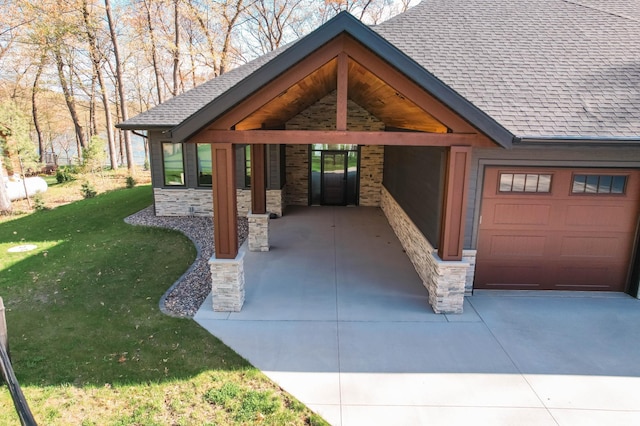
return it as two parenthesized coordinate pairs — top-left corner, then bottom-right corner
(499, 173), (552, 193)
(572, 174), (627, 194)
(197, 144), (212, 186)
(162, 143), (185, 186)
(244, 145), (251, 187)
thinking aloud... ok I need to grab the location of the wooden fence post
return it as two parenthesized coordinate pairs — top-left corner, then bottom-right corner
(0, 297), (7, 355)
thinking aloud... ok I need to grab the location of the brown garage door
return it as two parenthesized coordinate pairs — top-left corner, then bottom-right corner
(475, 168), (640, 291)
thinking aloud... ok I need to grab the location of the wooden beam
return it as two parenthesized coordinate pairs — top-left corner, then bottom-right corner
(191, 129), (480, 147)
(438, 146), (472, 261)
(336, 52), (348, 131)
(211, 144), (238, 259)
(250, 144), (267, 214)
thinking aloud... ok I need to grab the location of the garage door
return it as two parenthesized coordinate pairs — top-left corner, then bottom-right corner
(475, 168), (640, 291)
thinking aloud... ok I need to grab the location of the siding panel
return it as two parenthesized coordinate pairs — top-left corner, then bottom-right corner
(383, 146), (445, 246)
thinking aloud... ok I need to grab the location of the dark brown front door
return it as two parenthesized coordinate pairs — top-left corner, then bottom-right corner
(475, 167), (640, 291)
(321, 151), (348, 205)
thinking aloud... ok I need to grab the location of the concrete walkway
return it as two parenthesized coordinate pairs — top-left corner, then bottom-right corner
(195, 207), (640, 425)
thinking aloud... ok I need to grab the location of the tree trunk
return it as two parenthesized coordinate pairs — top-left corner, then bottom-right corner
(54, 49), (87, 151)
(143, 0), (164, 105)
(83, 0), (118, 170)
(220, 0), (245, 75)
(106, 0), (134, 172)
(89, 73), (98, 137)
(32, 55), (46, 164)
(172, 0), (180, 96)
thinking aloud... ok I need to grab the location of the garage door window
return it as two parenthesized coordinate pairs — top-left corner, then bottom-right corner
(499, 173), (552, 193)
(572, 174), (627, 195)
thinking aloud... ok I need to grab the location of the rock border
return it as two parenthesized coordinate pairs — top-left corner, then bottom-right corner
(125, 206), (248, 317)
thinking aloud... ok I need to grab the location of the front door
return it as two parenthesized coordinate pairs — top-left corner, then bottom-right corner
(321, 151), (348, 205)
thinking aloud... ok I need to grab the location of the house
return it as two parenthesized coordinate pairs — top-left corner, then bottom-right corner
(118, 0), (640, 313)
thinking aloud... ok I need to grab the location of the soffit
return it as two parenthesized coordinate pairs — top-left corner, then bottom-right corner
(234, 54), (448, 133)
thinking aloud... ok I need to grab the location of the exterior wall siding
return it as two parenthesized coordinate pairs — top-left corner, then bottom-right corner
(383, 145), (445, 245)
(149, 132), (285, 216)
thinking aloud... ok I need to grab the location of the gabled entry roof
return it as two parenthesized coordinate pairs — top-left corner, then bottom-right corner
(118, 11), (513, 147)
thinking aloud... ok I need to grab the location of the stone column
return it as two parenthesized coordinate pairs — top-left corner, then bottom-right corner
(248, 212), (270, 252)
(209, 249), (245, 312)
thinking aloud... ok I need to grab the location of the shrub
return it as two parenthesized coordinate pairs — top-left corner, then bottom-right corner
(81, 182), (97, 199)
(33, 193), (48, 211)
(55, 167), (75, 184)
(126, 176), (136, 189)
(82, 136), (107, 173)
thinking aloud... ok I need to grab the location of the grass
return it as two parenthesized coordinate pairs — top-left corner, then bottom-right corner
(0, 186), (327, 425)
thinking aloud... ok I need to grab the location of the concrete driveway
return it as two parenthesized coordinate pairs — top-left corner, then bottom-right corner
(195, 207), (640, 425)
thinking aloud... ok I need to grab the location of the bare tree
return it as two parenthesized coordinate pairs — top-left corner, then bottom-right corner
(247, 0), (310, 55)
(320, 0), (394, 24)
(219, 0), (247, 74)
(81, 0), (118, 169)
(172, 0), (180, 96)
(31, 53), (46, 163)
(53, 46), (87, 152)
(142, 0), (164, 104)
(106, 0), (134, 171)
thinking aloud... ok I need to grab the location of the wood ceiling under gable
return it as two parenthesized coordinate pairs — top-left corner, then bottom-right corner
(234, 52), (449, 133)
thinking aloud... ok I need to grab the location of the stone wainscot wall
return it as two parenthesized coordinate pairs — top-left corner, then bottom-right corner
(381, 186), (476, 313)
(154, 188), (284, 217)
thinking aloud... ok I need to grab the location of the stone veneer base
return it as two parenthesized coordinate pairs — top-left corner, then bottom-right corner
(248, 212), (270, 252)
(381, 186), (472, 314)
(209, 245), (246, 312)
(154, 188), (284, 217)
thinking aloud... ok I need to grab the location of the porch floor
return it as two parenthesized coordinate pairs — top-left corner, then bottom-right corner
(195, 206), (640, 425)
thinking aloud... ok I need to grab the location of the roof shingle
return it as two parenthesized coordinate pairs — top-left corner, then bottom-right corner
(375, 0), (640, 139)
(120, 0), (640, 141)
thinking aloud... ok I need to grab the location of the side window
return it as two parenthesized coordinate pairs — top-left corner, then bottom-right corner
(162, 142), (185, 186)
(197, 144), (212, 187)
(572, 174), (627, 195)
(245, 145), (251, 188)
(499, 173), (552, 193)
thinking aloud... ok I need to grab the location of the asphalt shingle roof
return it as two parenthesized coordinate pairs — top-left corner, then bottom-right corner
(375, 0), (640, 139)
(120, 0), (640, 141)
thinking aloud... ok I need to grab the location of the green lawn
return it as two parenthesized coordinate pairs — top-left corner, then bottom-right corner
(0, 186), (326, 425)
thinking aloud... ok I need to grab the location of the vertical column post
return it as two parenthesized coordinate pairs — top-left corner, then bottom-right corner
(210, 143), (244, 311)
(249, 143), (270, 252)
(211, 143), (238, 259)
(250, 144), (267, 214)
(438, 146), (472, 261)
(336, 52), (348, 131)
